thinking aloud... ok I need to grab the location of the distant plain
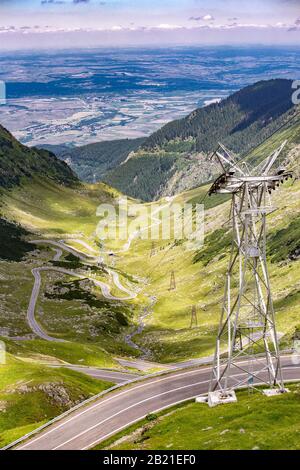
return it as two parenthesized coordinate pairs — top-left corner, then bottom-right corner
(1, 46), (300, 147)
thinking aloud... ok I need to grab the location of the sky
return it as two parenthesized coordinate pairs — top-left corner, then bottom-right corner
(0, 0), (300, 49)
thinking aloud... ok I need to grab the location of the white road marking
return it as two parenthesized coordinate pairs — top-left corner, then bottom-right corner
(54, 377), (216, 450)
(83, 395), (203, 450)
(84, 366), (300, 450)
(17, 367), (210, 449)
(17, 359), (300, 450)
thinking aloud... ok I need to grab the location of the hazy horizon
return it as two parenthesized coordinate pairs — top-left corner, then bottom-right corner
(1, 45), (299, 147)
(0, 0), (300, 50)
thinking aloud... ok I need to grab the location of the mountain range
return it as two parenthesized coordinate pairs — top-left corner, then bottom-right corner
(0, 124), (77, 189)
(42, 79), (295, 202)
(0, 77), (299, 445)
(40, 137), (146, 184)
(102, 79), (297, 200)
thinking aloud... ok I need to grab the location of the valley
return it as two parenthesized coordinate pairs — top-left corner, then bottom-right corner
(0, 79), (299, 449)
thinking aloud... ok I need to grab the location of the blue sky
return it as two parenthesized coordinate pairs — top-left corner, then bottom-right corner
(0, 0), (299, 49)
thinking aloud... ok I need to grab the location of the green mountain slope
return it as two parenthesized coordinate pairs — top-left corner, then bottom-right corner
(103, 79), (297, 201)
(0, 123), (80, 261)
(0, 88), (299, 449)
(43, 137), (146, 183)
(143, 79), (294, 153)
(109, 114), (300, 362)
(0, 354), (112, 448)
(0, 129), (138, 444)
(0, 124), (78, 189)
(101, 384), (300, 450)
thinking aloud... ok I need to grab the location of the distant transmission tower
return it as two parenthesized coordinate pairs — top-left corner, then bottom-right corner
(208, 141), (292, 403)
(169, 270), (176, 290)
(190, 305), (198, 328)
(150, 242), (156, 257)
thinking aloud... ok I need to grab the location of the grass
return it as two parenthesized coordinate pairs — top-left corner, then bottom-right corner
(107, 175), (300, 363)
(0, 354), (113, 447)
(0, 218), (34, 262)
(96, 384), (300, 450)
(1, 99), (299, 449)
(1, 177), (118, 239)
(268, 216), (300, 263)
(0, 179), (140, 363)
(0, 246), (137, 364)
(1, 145), (300, 366)
(5, 339), (119, 368)
(193, 227), (231, 266)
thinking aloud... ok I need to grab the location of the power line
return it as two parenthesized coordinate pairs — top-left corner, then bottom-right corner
(145, 241), (176, 280)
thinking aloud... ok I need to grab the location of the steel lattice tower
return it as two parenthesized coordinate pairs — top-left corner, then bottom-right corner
(190, 305), (198, 328)
(169, 270), (176, 290)
(208, 142), (292, 399)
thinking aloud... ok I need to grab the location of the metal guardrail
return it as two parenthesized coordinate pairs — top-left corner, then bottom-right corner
(1, 349), (295, 451)
(0, 362), (197, 451)
(0, 372), (153, 451)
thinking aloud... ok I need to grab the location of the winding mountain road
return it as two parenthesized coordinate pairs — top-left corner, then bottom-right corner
(27, 198), (175, 343)
(11, 196), (300, 450)
(27, 240), (137, 342)
(27, 265), (137, 342)
(32, 239), (95, 262)
(14, 354), (300, 450)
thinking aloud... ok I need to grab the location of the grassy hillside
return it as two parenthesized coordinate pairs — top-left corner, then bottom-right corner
(108, 118), (300, 363)
(103, 79), (297, 201)
(0, 110), (299, 367)
(0, 79), (299, 450)
(0, 177), (117, 237)
(0, 124), (78, 189)
(0, 178), (141, 362)
(1, 127), (299, 365)
(0, 354), (112, 447)
(99, 384), (300, 450)
(0, 218), (33, 262)
(0, 172), (138, 446)
(0, 113), (298, 454)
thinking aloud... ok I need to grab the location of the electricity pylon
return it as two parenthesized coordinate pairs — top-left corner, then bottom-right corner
(208, 142), (292, 399)
(150, 242), (155, 257)
(169, 270), (176, 290)
(190, 305), (198, 328)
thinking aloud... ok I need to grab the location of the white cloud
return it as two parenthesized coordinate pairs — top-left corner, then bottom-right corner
(189, 14), (215, 22)
(156, 24), (183, 30)
(203, 14), (214, 21)
(1, 21), (299, 36)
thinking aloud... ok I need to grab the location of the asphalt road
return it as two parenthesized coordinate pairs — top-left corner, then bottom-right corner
(27, 267), (65, 342)
(50, 365), (140, 384)
(27, 241), (137, 341)
(26, 204), (173, 344)
(116, 357), (174, 371)
(32, 239), (96, 262)
(16, 355), (300, 450)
